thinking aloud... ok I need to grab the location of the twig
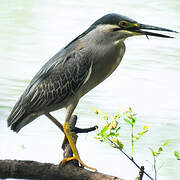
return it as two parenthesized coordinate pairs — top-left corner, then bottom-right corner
(107, 138), (153, 180)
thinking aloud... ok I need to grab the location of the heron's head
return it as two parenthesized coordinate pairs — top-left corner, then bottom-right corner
(76, 13), (177, 46)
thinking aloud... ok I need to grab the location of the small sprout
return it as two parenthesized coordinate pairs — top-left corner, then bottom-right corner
(122, 108), (148, 159)
(149, 141), (168, 180)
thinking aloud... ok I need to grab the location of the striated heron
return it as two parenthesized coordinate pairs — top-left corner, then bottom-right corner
(7, 13), (177, 171)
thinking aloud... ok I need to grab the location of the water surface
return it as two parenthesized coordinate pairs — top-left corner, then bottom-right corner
(0, 1), (180, 179)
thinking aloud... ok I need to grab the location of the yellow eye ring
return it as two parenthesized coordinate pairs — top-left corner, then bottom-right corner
(119, 21), (128, 27)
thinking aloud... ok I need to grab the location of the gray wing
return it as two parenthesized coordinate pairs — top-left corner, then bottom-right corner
(7, 50), (92, 130)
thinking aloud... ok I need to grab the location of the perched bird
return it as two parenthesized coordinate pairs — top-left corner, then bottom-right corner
(7, 13), (177, 171)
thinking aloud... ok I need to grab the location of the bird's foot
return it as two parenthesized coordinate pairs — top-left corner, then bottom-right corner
(61, 155), (97, 172)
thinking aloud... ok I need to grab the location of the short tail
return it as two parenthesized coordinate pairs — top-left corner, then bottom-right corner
(7, 102), (38, 132)
(9, 113), (38, 132)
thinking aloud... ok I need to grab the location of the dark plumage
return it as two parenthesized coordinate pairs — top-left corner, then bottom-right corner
(8, 50), (91, 132)
(8, 13), (135, 132)
(7, 13), (176, 132)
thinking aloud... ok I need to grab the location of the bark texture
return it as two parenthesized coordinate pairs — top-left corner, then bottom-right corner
(0, 159), (122, 180)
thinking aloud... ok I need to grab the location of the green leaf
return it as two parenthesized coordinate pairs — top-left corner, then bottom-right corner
(101, 124), (110, 134)
(131, 117), (136, 125)
(123, 118), (132, 125)
(107, 132), (116, 137)
(174, 151), (180, 160)
(104, 133), (109, 138)
(97, 132), (103, 136)
(149, 148), (156, 156)
(115, 133), (119, 137)
(156, 152), (160, 156)
(115, 127), (121, 133)
(158, 147), (163, 152)
(114, 114), (120, 120)
(134, 136), (140, 140)
(174, 151), (180, 157)
(112, 138), (118, 144)
(95, 136), (101, 139)
(127, 107), (132, 113)
(117, 140), (124, 150)
(143, 125), (149, 130)
(138, 130), (148, 136)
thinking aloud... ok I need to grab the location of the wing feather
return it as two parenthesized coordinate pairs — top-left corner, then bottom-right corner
(7, 50), (92, 128)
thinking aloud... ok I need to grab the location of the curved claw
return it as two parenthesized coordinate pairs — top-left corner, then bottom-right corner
(61, 155), (97, 172)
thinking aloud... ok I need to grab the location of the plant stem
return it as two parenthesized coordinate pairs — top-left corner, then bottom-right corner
(131, 124), (134, 160)
(153, 156), (157, 180)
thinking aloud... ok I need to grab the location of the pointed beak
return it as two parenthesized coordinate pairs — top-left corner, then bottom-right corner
(130, 23), (178, 38)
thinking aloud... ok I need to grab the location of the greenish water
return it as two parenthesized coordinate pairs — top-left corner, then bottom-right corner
(0, 1), (180, 179)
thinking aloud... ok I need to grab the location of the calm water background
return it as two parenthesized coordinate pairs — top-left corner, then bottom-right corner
(0, 0), (180, 179)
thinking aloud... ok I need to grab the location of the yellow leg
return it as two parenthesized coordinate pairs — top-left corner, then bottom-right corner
(62, 121), (97, 172)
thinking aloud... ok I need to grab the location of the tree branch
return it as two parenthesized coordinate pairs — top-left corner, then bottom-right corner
(0, 159), (122, 180)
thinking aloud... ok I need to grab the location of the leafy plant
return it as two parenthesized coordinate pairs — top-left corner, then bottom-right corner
(93, 107), (149, 155)
(122, 107), (149, 159)
(149, 141), (168, 180)
(92, 107), (123, 150)
(92, 107), (179, 180)
(93, 107), (153, 180)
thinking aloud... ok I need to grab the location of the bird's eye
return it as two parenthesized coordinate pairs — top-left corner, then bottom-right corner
(119, 21), (128, 27)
